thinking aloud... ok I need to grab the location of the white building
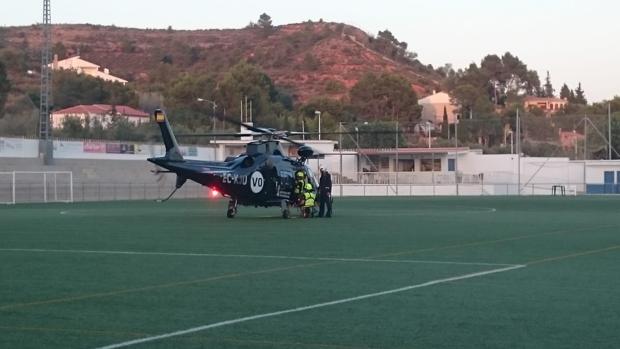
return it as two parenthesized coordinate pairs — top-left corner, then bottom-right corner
(52, 104), (149, 129)
(50, 55), (128, 85)
(418, 91), (459, 125)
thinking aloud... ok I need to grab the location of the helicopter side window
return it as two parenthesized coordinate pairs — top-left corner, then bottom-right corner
(241, 156), (254, 168)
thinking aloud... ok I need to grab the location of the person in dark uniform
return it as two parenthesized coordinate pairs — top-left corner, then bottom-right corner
(318, 166), (332, 217)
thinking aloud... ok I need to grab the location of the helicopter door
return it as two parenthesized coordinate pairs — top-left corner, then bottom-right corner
(277, 170), (294, 198)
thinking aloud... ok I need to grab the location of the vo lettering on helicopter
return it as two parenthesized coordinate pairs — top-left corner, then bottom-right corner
(250, 171), (264, 193)
(221, 173), (248, 185)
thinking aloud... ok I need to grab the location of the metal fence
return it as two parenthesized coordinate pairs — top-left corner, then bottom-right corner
(0, 177), (207, 204)
(1, 180), (588, 205)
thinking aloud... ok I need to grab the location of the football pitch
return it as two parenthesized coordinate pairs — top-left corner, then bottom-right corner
(1, 196), (619, 349)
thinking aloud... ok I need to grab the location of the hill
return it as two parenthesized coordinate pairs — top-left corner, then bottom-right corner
(1, 21), (441, 102)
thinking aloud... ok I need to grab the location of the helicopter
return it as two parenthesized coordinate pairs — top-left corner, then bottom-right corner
(147, 109), (322, 218)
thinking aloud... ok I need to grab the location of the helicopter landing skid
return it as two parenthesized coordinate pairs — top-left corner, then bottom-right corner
(157, 186), (179, 203)
(227, 199), (238, 218)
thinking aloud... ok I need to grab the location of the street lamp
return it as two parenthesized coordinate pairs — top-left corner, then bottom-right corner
(197, 98), (217, 131)
(315, 110), (321, 140)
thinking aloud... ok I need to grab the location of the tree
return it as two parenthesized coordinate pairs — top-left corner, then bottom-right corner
(349, 73), (420, 122)
(524, 70), (541, 96)
(354, 121), (406, 148)
(447, 52), (538, 107)
(371, 29), (416, 64)
(59, 116), (87, 138)
(257, 13), (275, 36)
(53, 70), (138, 109)
(0, 60), (10, 117)
(53, 42), (67, 59)
(543, 71), (554, 97)
(452, 84), (479, 113)
(218, 61), (289, 127)
(0, 28), (6, 49)
(560, 83), (571, 100)
(441, 106), (449, 139)
(574, 82), (587, 104)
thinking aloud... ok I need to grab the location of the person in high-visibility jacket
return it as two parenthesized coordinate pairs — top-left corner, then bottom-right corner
(302, 182), (316, 218)
(293, 170), (306, 205)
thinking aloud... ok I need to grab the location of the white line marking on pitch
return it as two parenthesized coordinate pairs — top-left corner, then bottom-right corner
(0, 248), (518, 267)
(94, 264), (525, 349)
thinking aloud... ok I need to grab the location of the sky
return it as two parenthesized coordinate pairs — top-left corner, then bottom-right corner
(2, 0), (619, 102)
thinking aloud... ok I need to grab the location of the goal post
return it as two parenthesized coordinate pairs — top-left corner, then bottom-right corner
(0, 172), (16, 204)
(0, 171), (73, 204)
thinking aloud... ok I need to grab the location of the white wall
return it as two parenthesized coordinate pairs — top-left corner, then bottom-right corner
(4, 136), (620, 190)
(585, 161), (620, 183)
(0, 137), (216, 161)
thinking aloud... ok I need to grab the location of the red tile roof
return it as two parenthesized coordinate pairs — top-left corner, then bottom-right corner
(53, 104), (148, 117)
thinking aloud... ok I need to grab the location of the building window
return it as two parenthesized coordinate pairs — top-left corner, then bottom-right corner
(421, 159), (441, 172)
(380, 157), (389, 170)
(448, 158), (455, 171)
(397, 159), (415, 171)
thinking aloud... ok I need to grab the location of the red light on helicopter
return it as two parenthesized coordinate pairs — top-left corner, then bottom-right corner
(211, 189), (219, 198)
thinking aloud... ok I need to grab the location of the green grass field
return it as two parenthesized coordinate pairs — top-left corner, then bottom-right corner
(1, 196), (619, 349)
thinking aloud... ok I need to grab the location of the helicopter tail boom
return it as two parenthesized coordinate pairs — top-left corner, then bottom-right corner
(153, 109), (184, 161)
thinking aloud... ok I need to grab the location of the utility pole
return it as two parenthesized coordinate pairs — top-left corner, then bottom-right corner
(608, 103), (612, 160)
(39, 0), (53, 165)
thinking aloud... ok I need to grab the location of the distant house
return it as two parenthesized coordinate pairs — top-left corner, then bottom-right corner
(52, 104), (148, 129)
(49, 55), (128, 85)
(559, 129), (584, 150)
(418, 92), (458, 125)
(524, 96), (567, 115)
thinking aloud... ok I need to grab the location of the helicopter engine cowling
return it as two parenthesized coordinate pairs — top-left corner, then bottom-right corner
(297, 146), (314, 159)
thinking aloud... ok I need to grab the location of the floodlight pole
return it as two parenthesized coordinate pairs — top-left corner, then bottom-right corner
(395, 121), (399, 195)
(339, 122), (343, 197)
(584, 114), (587, 161)
(426, 121), (431, 148)
(516, 108), (521, 196)
(455, 117), (459, 196)
(39, 0), (53, 165)
(584, 114), (587, 192)
(196, 98), (217, 131)
(315, 110), (321, 140)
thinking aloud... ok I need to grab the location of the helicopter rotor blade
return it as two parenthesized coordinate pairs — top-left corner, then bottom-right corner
(176, 133), (255, 138)
(224, 118), (274, 135)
